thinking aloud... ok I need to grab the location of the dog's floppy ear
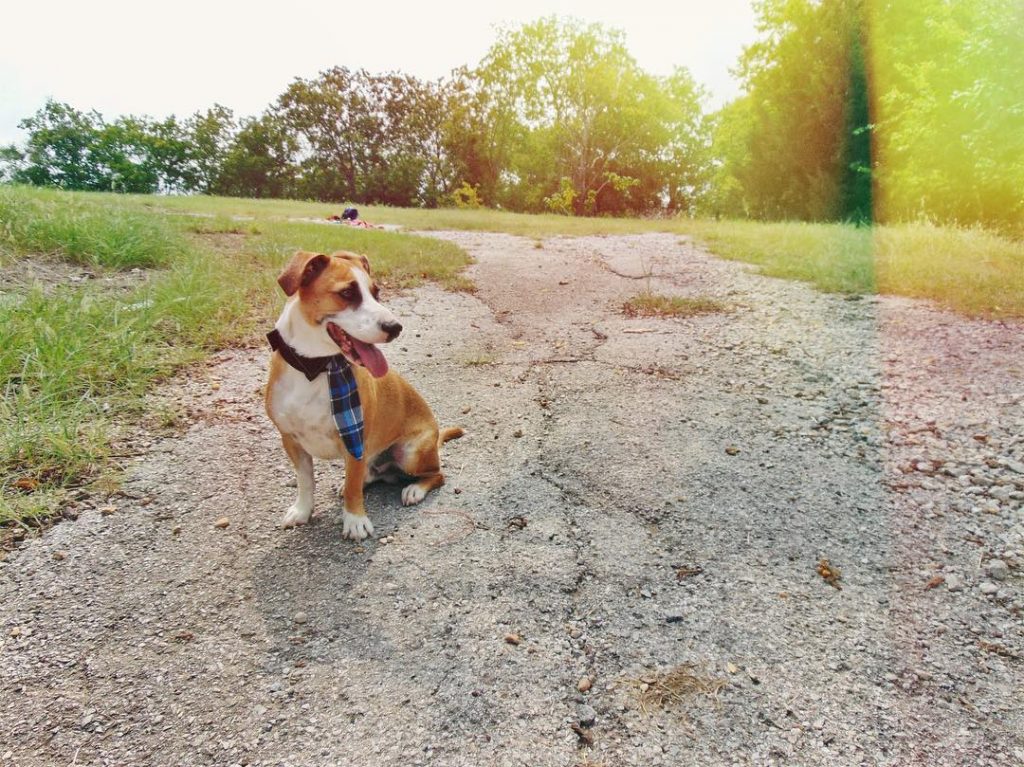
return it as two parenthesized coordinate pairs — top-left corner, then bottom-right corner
(278, 251), (330, 296)
(332, 251), (371, 275)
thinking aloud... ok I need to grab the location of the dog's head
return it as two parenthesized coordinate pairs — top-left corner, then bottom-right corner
(277, 250), (401, 377)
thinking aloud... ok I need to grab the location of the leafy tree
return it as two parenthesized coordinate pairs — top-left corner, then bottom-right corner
(718, 0), (868, 221)
(473, 17), (708, 215)
(870, 0), (1024, 232)
(214, 113), (297, 199)
(274, 67), (457, 205)
(186, 105), (236, 194)
(12, 101), (109, 190)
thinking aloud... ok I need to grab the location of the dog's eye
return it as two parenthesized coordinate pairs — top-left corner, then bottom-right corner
(339, 287), (357, 301)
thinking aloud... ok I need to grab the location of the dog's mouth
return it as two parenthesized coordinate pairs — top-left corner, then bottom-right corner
(326, 323), (389, 378)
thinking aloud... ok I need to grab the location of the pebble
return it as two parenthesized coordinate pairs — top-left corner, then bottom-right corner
(52, 551), (67, 561)
(504, 633), (521, 645)
(978, 581), (999, 595)
(665, 610), (685, 624)
(986, 559), (1009, 581)
(214, 517), (230, 529)
(944, 574), (963, 592)
(577, 676), (592, 693)
(293, 612), (308, 625)
(99, 505), (116, 516)
(577, 704), (597, 727)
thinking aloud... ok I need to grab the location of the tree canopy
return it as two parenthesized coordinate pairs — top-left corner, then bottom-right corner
(2, 8), (1020, 231)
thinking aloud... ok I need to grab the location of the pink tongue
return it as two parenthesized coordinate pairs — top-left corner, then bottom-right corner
(352, 338), (388, 378)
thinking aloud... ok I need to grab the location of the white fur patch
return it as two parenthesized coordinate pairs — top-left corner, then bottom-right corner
(342, 511), (374, 540)
(401, 483), (427, 506)
(330, 268), (397, 344)
(281, 502), (313, 528)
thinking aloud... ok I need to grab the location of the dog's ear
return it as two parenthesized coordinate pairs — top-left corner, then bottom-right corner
(332, 251), (371, 276)
(278, 251), (330, 296)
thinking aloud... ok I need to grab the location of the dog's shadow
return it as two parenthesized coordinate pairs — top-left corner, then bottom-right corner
(251, 481), (414, 664)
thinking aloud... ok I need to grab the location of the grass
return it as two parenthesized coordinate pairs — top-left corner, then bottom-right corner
(123, 193), (1024, 317)
(625, 663), (728, 715)
(0, 186), (471, 528)
(683, 219), (1024, 318)
(1, 186), (179, 269)
(623, 293), (727, 318)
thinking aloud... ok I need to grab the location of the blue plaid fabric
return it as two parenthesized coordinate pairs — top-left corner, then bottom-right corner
(327, 357), (364, 460)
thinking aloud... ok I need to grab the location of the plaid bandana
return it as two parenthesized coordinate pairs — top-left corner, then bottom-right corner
(268, 329), (364, 460)
(327, 356), (364, 460)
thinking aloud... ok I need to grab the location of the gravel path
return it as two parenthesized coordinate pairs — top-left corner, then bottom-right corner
(1, 232), (1022, 767)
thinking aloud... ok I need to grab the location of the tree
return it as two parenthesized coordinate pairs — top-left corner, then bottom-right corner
(186, 105), (236, 194)
(719, 0), (869, 222)
(870, 0), (1024, 232)
(214, 113), (297, 199)
(12, 101), (109, 190)
(472, 17), (708, 215)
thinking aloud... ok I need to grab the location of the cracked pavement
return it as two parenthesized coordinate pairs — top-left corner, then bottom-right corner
(2, 231), (1022, 766)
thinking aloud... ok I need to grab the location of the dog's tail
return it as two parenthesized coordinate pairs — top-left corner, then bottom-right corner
(439, 426), (465, 446)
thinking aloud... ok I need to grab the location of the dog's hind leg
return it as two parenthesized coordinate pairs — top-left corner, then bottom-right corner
(395, 432), (446, 507)
(280, 434), (314, 528)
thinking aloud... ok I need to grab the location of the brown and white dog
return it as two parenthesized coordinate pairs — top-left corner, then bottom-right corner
(264, 250), (463, 540)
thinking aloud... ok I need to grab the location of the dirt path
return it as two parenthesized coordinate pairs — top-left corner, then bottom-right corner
(2, 232), (1022, 767)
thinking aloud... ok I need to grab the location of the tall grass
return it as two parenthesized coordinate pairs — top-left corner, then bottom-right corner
(1, 186), (179, 268)
(129, 193), (1024, 319)
(683, 219), (1024, 317)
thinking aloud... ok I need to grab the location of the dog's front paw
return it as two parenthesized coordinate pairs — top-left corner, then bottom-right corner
(281, 503), (313, 529)
(341, 511), (374, 540)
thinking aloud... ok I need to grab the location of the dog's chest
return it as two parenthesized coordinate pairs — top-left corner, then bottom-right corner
(268, 369), (346, 460)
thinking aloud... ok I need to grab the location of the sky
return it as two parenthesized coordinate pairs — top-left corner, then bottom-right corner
(1, 0), (758, 146)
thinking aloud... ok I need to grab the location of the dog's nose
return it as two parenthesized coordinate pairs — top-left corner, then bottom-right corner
(380, 320), (402, 341)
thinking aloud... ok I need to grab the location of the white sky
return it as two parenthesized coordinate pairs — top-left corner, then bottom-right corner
(1, 0), (758, 146)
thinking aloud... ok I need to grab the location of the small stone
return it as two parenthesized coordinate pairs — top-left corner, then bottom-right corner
(577, 704), (597, 727)
(99, 505), (116, 516)
(979, 581), (998, 595)
(9, 627), (21, 638)
(172, 526), (182, 535)
(665, 610), (685, 624)
(986, 559), (1009, 581)
(504, 633), (521, 645)
(52, 551), (67, 561)
(577, 676), (592, 693)
(944, 574), (963, 592)
(293, 612), (308, 625)
(214, 517), (230, 529)
(725, 445), (740, 456)
(513, 429), (523, 438)
(726, 662), (739, 674)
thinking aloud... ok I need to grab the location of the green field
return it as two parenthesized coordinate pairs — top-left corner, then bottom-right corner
(137, 193), (1024, 317)
(2, 186), (1023, 529)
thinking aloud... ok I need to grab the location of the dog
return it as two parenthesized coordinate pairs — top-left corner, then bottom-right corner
(264, 250), (463, 540)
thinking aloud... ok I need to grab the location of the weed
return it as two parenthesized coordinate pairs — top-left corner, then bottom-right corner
(623, 293), (727, 318)
(626, 663), (728, 714)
